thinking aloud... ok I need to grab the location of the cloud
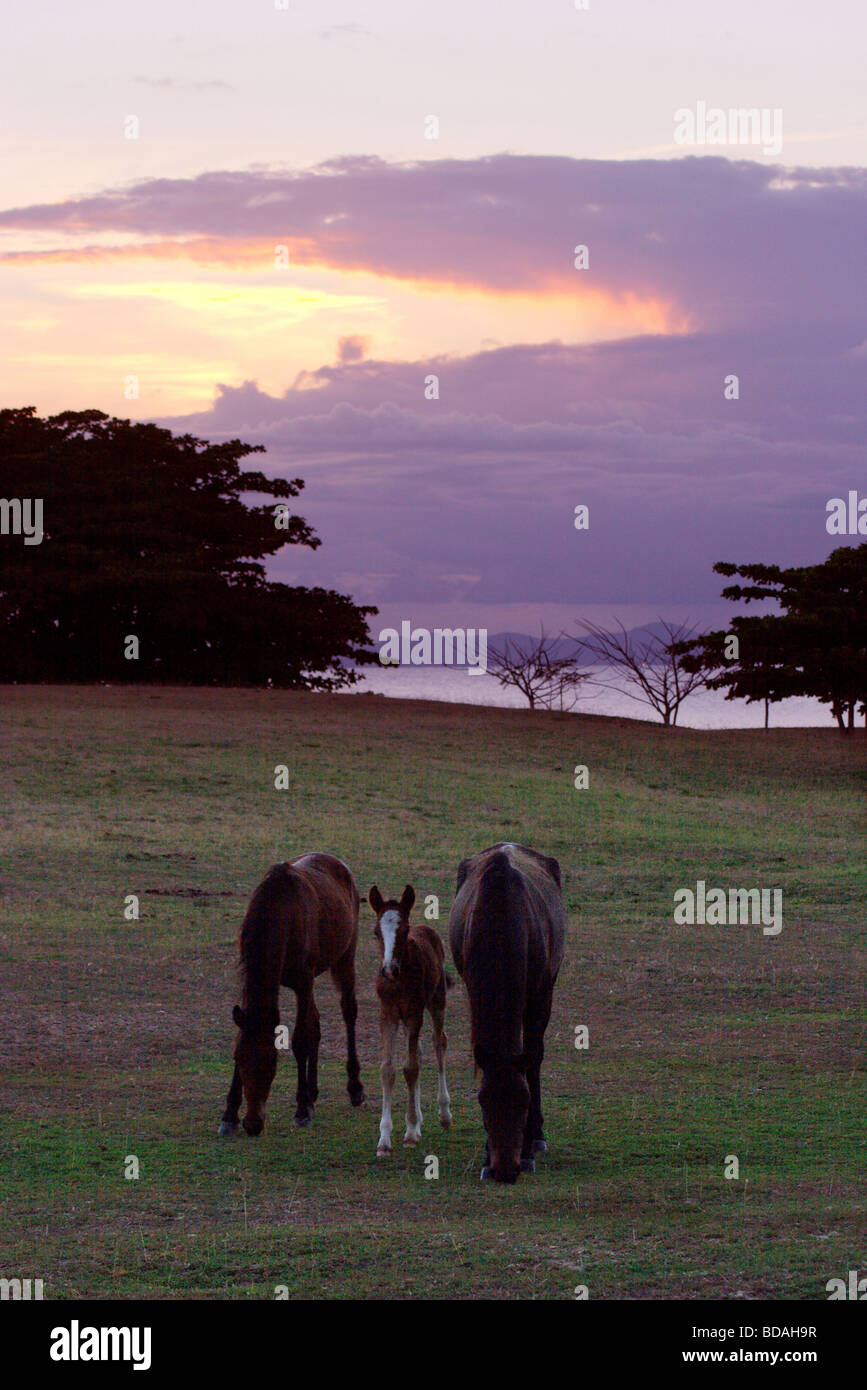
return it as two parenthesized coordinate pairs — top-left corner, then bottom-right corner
(131, 76), (237, 92)
(3, 152), (862, 609)
(318, 24), (373, 41)
(159, 323), (864, 606)
(337, 334), (369, 364)
(1, 155), (864, 332)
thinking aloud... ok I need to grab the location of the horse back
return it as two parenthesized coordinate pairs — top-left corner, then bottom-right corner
(281, 853), (360, 978)
(290, 853), (359, 914)
(448, 844), (565, 1053)
(408, 922), (447, 1000)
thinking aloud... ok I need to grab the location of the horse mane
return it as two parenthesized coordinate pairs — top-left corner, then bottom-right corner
(237, 863), (298, 1028)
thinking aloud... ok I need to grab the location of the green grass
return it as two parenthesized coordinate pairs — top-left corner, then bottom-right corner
(0, 684), (864, 1299)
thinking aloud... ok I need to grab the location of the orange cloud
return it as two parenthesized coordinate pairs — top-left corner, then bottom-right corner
(0, 234), (688, 336)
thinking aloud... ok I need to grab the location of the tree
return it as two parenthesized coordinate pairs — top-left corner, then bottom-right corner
(0, 407), (377, 687)
(575, 618), (709, 726)
(488, 628), (588, 710)
(680, 545), (867, 732)
(675, 615), (801, 729)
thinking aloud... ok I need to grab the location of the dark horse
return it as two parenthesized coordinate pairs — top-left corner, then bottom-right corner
(448, 842), (565, 1183)
(218, 853), (365, 1137)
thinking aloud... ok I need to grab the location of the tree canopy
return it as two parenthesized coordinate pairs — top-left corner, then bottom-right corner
(0, 407), (376, 687)
(678, 544), (867, 730)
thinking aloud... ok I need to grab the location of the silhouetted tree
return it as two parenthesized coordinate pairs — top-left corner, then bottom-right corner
(0, 407), (376, 687)
(575, 618), (709, 726)
(680, 545), (867, 732)
(488, 628), (588, 710)
(674, 615), (801, 729)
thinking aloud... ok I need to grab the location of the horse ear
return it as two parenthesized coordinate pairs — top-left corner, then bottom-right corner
(545, 856), (562, 888)
(369, 885), (384, 914)
(400, 884), (415, 914)
(456, 858), (471, 892)
(232, 1004), (245, 1029)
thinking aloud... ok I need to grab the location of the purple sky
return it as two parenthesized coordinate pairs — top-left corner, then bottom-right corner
(1, 6), (864, 635)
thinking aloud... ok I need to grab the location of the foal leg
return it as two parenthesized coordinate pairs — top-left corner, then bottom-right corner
(430, 999), (452, 1130)
(218, 1063), (242, 1136)
(403, 1020), (423, 1146)
(292, 983), (317, 1126)
(377, 1016), (398, 1156)
(331, 949), (365, 1107)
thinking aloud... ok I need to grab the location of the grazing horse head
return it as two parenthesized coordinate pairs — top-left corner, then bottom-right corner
(475, 1046), (531, 1184)
(232, 1002), (279, 1135)
(369, 884), (415, 982)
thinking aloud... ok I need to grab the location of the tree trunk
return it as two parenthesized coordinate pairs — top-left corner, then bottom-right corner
(764, 697), (769, 730)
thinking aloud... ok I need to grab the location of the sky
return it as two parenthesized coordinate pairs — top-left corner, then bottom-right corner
(1, 0), (864, 634)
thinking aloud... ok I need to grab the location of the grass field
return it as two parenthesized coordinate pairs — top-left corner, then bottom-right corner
(0, 684), (864, 1300)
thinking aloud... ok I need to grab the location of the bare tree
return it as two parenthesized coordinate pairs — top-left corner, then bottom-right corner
(575, 618), (709, 726)
(488, 627), (588, 711)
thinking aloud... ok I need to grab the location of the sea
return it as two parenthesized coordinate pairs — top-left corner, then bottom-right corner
(339, 664), (838, 730)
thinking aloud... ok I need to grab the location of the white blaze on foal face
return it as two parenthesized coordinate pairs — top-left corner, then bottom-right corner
(379, 909), (401, 976)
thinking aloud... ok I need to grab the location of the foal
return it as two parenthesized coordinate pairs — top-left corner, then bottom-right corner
(369, 884), (452, 1156)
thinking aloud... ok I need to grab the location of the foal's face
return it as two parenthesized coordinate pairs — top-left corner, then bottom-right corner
(233, 1004), (278, 1135)
(369, 884), (415, 981)
(478, 1064), (531, 1183)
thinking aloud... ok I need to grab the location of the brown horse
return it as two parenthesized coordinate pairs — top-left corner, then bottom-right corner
(448, 842), (565, 1183)
(218, 853), (365, 1137)
(369, 884), (452, 1156)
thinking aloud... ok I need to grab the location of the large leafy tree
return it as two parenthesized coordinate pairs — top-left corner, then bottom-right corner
(679, 545), (867, 731)
(675, 614), (804, 729)
(0, 407), (376, 687)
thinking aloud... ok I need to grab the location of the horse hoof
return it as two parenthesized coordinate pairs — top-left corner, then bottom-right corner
(520, 1157), (536, 1174)
(480, 1165), (492, 1181)
(440, 1114), (452, 1130)
(217, 1120), (237, 1137)
(532, 1138), (548, 1154)
(403, 1134), (420, 1147)
(376, 1146), (391, 1158)
(349, 1089), (366, 1108)
(294, 1113), (312, 1128)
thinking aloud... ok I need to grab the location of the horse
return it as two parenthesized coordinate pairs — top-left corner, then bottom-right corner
(368, 884), (453, 1156)
(218, 853), (365, 1137)
(448, 842), (565, 1183)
